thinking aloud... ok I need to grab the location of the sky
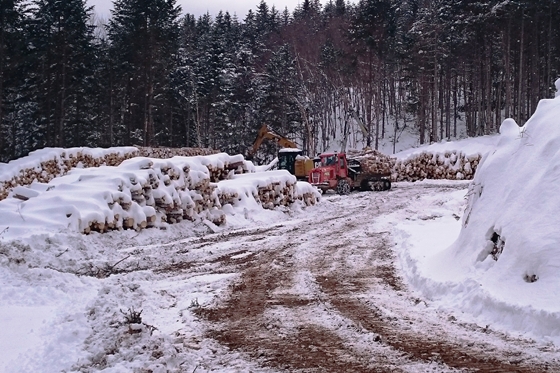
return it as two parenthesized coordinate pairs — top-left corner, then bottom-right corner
(88, 0), (306, 20)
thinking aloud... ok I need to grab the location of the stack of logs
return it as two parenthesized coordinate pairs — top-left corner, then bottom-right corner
(392, 151), (482, 182)
(83, 160), (234, 234)
(207, 161), (246, 182)
(65, 158), (316, 235)
(258, 182), (296, 210)
(349, 149), (395, 175)
(136, 146), (218, 158)
(0, 147), (220, 201)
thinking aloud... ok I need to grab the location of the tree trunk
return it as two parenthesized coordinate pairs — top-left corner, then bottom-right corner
(517, 10), (525, 123)
(505, 19), (512, 119)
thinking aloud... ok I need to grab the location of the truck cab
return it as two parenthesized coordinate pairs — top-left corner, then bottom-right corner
(308, 152), (352, 194)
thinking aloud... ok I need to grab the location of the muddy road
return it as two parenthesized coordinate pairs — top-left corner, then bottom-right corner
(179, 183), (560, 372)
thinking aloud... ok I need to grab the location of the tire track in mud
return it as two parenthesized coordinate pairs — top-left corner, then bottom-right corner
(194, 224), (388, 372)
(316, 275), (552, 373)
(311, 190), (558, 372)
(193, 191), (416, 371)
(194, 185), (560, 372)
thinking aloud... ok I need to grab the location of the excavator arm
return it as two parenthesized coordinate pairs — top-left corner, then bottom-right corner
(247, 125), (298, 159)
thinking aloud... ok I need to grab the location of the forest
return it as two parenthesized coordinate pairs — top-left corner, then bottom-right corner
(0, 0), (559, 162)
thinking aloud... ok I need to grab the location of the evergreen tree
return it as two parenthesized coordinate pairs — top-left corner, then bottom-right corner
(0, 0), (27, 161)
(263, 44), (301, 140)
(108, 0), (181, 146)
(29, 0), (96, 149)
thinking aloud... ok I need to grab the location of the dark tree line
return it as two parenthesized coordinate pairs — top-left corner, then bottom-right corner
(1, 0), (560, 162)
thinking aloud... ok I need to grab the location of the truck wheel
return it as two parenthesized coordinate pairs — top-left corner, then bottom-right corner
(383, 179), (391, 191)
(360, 179), (371, 191)
(337, 179), (351, 195)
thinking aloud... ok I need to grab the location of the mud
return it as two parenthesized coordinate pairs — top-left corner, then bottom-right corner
(191, 184), (559, 372)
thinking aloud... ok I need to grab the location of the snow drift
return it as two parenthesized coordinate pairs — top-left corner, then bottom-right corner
(403, 84), (560, 341)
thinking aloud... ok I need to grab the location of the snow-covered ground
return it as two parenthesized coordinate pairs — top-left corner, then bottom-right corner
(2, 180), (558, 372)
(3, 87), (560, 371)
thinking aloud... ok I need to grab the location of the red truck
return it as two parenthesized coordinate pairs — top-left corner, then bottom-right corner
(308, 152), (391, 194)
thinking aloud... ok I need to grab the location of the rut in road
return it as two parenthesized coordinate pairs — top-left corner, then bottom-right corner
(195, 185), (560, 372)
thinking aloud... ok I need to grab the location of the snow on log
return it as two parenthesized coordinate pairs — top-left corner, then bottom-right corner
(0, 146), (228, 201)
(0, 154), (319, 236)
(391, 151), (482, 182)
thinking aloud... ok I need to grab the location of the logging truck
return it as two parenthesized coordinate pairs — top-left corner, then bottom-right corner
(247, 125), (314, 180)
(308, 152), (391, 194)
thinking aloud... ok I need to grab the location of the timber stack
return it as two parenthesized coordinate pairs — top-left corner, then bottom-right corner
(347, 149), (395, 175)
(391, 150), (482, 182)
(4, 153), (318, 235)
(0, 146), (221, 202)
(136, 146), (218, 158)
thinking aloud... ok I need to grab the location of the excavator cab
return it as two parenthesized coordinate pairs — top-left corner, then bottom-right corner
(278, 149), (314, 180)
(278, 149), (301, 175)
(248, 125), (314, 180)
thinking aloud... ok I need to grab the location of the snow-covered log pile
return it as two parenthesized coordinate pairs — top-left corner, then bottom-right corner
(0, 154), (319, 236)
(389, 135), (498, 182)
(391, 151), (482, 181)
(136, 146), (218, 158)
(0, 146), (229, 201)
(218, 170), (319, 211)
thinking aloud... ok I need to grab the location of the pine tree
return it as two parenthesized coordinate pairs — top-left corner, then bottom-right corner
(0, 0), (27, 161)
(29, 0), (96, 149)
(108, 0), (181, 146)
(263, 45), (301, 142)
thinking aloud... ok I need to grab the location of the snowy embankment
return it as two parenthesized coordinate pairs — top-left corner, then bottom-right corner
(390, 87), (560, 342)
(0, 152), (319, 240)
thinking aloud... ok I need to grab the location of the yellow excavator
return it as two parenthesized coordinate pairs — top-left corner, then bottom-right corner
(247, 124), (314, 180)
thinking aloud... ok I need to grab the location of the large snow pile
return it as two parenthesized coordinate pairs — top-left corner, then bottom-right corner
(0, 153), (319, 240)
(398, 90), (560, 341)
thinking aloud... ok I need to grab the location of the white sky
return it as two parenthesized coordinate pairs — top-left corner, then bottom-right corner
(88, 0), (306, 20)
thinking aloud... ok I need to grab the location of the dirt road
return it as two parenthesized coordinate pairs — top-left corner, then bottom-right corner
(180, 183), (560, 372)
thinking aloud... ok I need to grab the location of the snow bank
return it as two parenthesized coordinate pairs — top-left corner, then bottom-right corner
(405, 92), (560, 341)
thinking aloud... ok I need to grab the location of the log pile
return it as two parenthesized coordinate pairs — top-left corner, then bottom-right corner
(75, 159), (229, 233)
(391, 151), (482, 182)
(5, 155), (318, 235)
(0, 149), (138, 201)
(0, 146), (229, 202)
(206, 161), (246, 182)
(136, 146), (218, 158)
(257, 181), (296, 209)
(349, 149), (395, 175)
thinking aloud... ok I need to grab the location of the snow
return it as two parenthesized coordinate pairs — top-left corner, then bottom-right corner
(278, 148), (302, 153)
(3, 91), (560, 369)
(0, 147), (137, 183)
(390, 91), (560, 343)
(393, 134), (499, 161)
